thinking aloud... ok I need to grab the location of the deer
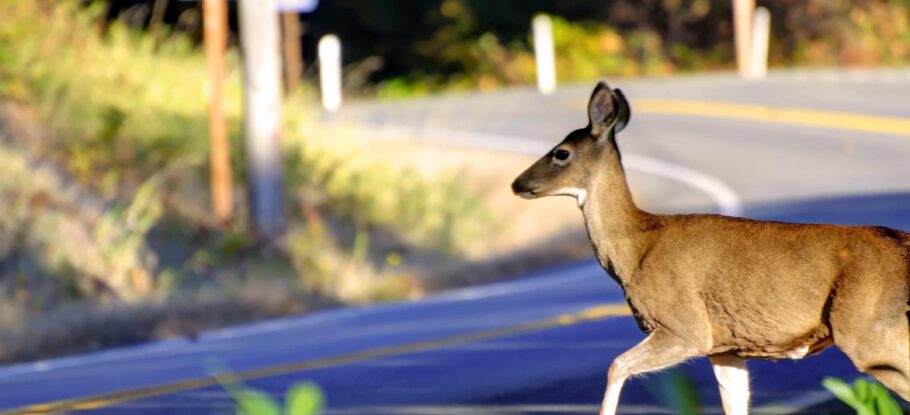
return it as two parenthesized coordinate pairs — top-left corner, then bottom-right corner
(511, 81), (910, 415)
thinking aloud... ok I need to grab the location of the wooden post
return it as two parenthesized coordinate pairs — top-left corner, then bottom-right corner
(281, 11), (303, 94)
(149, 0), (169, 35)
(238, 0), (285, 237)
(202, 0), (233, 224)
(733, 0), (755, 78)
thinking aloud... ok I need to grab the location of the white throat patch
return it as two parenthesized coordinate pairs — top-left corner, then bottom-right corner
(551, 187), (587, 208)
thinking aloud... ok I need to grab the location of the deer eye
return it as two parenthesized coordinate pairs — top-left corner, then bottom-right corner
(554, 149), (571, 161)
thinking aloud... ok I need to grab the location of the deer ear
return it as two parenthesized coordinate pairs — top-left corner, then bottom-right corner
(587, 81), (617, 138)
(613, 88), (631, 133)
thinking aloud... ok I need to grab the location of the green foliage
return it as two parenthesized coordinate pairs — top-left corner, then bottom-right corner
(212, 365), (325, 415)
(284, 383), (326, 415)
(336, 0), (910, 97)
(233, 389), (282, 415)
(769, 0), (910, 67)
(643, 372), (906, 415)
(822, 377), (904, 415)
(44, 0), (910, 101)
(644, 367), (701, 415)
(377, 15), (678, 97)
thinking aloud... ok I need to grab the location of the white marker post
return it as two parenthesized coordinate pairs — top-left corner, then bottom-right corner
(318, 35), (342, 112)
(532, 14), (556, 95)
(732, 0), (755, 78)
(749, 7), (771, 79)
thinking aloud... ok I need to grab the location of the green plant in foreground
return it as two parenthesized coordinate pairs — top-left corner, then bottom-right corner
(644, 367), (701, 415)
(213, 370), (325, 415)
(822, 377), (904, 415)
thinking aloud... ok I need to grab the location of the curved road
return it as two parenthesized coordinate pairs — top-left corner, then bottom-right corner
(1, 68), (909, 415)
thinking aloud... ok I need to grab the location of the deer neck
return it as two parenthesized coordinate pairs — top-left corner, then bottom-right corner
(581, 147), (650, 283)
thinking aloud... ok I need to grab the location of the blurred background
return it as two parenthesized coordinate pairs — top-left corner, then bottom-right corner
(0, 0), (909, 367)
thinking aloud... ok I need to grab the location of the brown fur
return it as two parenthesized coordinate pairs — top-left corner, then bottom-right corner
(512, 81), (910, 406)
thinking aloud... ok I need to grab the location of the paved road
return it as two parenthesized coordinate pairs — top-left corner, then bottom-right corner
(333, 68), (910, 214)
(0, 261), (877, 415)
(1, 69), (909, 414)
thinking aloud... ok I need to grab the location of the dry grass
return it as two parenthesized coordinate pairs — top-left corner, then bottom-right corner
(363, 139), (587, 255)
(359, 138), (596, 291)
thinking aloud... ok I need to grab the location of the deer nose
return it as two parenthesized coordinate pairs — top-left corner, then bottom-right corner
(511, 177), (538, 199)
(511, 178), (527, 195)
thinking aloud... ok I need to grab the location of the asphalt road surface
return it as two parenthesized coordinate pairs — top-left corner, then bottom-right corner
(2, 68), (910, 415)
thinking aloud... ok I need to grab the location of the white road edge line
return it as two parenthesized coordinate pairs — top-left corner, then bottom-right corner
(752, 388), (838, 414)
(323, 404), (715, 414)
(425, 260), (603, 302)
(360, 125), (744, 217)
(622, 154), (742, 217)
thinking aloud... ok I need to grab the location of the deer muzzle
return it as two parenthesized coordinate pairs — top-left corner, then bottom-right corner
(511, 177), (539, 199)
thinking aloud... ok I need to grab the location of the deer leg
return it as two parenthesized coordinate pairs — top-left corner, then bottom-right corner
(710, 354), (750, 415)
(828, 267), (910, 402)
(599, 331), (700, 415)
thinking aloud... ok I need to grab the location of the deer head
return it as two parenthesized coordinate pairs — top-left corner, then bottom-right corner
(511, 81), (631, 207)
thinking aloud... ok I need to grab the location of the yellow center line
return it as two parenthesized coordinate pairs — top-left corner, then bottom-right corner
(630, 99), (910, 138)
(2, 304), (632, 415)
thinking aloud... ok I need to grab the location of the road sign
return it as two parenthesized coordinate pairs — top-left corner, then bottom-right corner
(179, 0), (319, 13)
(277, 0), (318, 12)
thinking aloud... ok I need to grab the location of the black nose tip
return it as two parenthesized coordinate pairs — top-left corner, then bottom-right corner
(511, 178), (525, 195)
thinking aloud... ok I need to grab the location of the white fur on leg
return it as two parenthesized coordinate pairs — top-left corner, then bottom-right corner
(599, 334), (695, 415)
(599, 366), (626, 415)
(710, 355), (750, 415)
